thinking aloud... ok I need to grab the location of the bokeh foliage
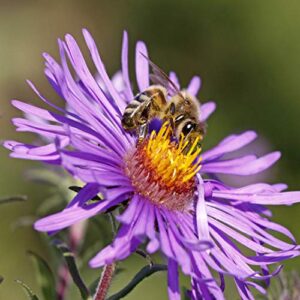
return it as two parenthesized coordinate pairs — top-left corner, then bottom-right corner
(1, 1), (300, 299)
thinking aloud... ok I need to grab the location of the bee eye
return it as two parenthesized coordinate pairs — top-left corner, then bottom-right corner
(182, 123), (195, 135)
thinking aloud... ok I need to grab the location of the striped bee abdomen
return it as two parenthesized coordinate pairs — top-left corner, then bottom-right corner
(121, 85), (167, 131)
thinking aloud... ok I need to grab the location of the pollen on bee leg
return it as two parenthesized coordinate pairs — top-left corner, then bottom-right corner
(124, 123), (202, 211)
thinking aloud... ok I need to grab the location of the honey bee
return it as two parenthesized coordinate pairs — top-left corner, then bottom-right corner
(121, 55), (206, 152)
(121, 85), (168, 140)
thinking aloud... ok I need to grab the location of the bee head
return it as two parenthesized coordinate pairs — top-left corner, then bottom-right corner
(181, 121), (205, 154)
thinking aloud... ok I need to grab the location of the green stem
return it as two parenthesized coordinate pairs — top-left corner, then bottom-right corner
(107, 264), (167, 300)
(54, 240), (91, 300)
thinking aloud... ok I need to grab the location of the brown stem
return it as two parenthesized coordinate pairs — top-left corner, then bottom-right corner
(94, 263), (116, 300)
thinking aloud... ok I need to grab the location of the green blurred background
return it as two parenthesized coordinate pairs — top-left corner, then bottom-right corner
(1, 0), (300, 299)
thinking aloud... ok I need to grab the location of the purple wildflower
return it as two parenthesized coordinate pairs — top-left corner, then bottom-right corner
(4, 29), (300, 299)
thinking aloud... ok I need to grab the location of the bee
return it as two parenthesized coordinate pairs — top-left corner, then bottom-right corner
(167, 91), (206, 150)
(121, 85), (168, 140)
(121, 55), (206, 152)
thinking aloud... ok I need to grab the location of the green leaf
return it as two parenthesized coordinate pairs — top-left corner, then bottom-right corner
(107, 264), (167, 300)
(15, 279), (40, 300)
(27, 251), (56, 300)
(0, 195), (27, 205)
(53, 240), (92, 300)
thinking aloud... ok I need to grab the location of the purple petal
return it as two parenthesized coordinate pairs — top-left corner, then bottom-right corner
(82, 29), (126, 112)
(187, 76), (201, 96)
(167, 258), (180, 300)
(200, 101), (216, 122)
(117, 195), (140, 224)
(26, 79), (75, 120)
(207, 204), (294, 250)
(135, 41), (149, 92)
(156, 208), (173, 257)
(34, 188), (127, 232)
(170, 213), (213, 252)
(4, 139), (68, 162)
(13, 117), (66, 138)
(145, 202), (160, 253)
(166, 219), (192, 274)
(227, 183), (284, 194)
(202, 154), (257, 170)
(68, 183), (102, 208)
(213, 189), (300, 206)
(272, 183), (288, 192)
(196, 175), (210, 240)
(202, 152), (281, 176)
(235, 279), (255, 300)
(51, 112), (125, 157)
(111, 71), (125, 93)
(12, 100), (57, 122)
(169, 72), (180, 90)
(89, 226), (141, 267)
(209, 218), (273, 253)
(34, 201), (107, 232)
(121, 31), (134, 101)
(202, 131), (257, 162)
(180, 237), (213, 252)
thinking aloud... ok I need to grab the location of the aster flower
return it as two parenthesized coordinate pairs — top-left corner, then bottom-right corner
(5, 29), (300, 300)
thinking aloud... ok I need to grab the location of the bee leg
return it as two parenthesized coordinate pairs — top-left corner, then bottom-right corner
(182, 134), (193, 154)
(137, 123), (149, 143)
(169, 117), (176, 137)
(163, 116), (176, 139)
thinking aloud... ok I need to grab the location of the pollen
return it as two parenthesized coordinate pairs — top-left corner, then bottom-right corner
(124, 122), (202, 211)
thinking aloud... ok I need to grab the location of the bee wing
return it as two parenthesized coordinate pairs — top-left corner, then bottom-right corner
(140, 52), (183, 98)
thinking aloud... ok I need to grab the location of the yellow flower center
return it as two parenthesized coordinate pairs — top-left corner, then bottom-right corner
(124, 122), (202, 211)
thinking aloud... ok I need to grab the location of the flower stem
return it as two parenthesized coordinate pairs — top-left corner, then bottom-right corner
(94, 263), (116, 300)
(107, 264), (167, 300)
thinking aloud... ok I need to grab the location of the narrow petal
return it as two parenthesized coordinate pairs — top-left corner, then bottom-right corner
(202, 155), (257, 170)
(145, 202), (160, 253)
(135, 41), (149, 92)
(169, 71), (180, 90)
(82, 29), (126, 112)
(34, 188), (126, 232)
(202, 131), (257, 162)
(200, 101), (216, 122)
(235, 279), (255, 300)
(196, 175), (210, 240)
(121, 31), (134, 101)
(167, 258), (180, 300)
(213, 189), (300, 205)
(117, 195), (140, 224)
(202, 152), (281, 176)
(187, 76), (201, 96)
(12, 100), (58, 122)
